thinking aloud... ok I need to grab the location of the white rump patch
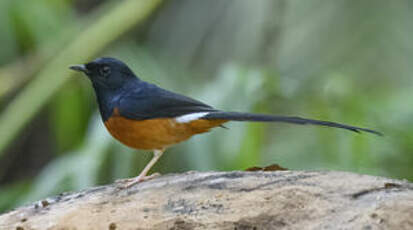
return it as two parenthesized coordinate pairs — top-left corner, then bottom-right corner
(175, 112), (209, 123)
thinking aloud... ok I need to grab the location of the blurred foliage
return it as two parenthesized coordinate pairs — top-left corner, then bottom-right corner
(0, 0), (412, 213)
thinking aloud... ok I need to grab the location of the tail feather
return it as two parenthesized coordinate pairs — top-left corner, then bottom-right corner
(204, 111), (382, 136)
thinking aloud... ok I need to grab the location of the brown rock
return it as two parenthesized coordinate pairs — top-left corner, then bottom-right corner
(0, 171), (412, 230)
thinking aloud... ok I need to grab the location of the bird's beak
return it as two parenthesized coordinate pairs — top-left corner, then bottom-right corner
(69, 64), (89, 74)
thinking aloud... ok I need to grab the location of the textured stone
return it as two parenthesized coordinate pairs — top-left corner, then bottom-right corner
(0, 171), (412, 230)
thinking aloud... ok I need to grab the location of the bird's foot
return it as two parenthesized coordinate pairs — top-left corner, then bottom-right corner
(116, 172), (161, 188)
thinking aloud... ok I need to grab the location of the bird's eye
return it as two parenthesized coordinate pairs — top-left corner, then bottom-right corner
(100, 66), (111, 77)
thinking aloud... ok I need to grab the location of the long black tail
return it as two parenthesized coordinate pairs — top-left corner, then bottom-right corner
(204, 111), (382, 136)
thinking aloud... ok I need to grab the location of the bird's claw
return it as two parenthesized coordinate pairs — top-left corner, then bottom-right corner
(116, 172), (161, 188)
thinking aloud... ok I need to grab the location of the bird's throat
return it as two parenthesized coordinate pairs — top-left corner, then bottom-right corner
(93, 85), (122, 122)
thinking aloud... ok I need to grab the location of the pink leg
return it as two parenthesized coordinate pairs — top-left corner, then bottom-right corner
(117, 149), (164, 188)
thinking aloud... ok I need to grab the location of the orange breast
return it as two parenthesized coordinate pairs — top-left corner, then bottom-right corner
(104, 110), (227, 150)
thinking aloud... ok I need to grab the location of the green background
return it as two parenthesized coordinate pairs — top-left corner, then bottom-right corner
(0, 0), (411, 213)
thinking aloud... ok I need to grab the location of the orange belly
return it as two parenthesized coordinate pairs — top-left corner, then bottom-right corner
(104, 114), (227, 150)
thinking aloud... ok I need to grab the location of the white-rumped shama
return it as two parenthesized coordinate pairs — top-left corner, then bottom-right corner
(70, 57), (381, 188)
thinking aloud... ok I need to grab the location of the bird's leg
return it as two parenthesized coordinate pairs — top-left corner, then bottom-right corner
(117, 149), (164, 188)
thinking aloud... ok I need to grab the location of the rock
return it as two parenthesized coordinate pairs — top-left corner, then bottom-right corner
(0, 171), (412, 230)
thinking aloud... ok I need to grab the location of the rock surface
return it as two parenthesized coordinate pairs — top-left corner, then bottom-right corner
(0, 171), (412, 230)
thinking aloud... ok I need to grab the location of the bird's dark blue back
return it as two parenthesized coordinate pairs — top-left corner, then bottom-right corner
(96, 79), (217, 122)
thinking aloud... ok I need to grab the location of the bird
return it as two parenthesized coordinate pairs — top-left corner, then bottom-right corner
(69, 57), (382, 188)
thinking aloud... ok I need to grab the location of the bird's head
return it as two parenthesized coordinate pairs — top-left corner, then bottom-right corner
(70, 57), (138, 90)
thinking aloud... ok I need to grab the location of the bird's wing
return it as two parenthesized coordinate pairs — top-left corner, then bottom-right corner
(118, 83), (217, 120)
(117, 82), (382, 136)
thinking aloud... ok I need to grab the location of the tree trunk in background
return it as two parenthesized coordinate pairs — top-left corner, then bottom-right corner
(1, 171), (412, 230)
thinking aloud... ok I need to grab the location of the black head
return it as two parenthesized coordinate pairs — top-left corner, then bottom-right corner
(70, 57), (138, 90)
